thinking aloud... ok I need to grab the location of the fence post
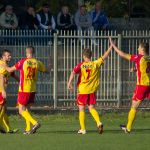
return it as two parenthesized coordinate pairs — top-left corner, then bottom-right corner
(53, 33), (58, 109)
(117, 34), (122, 107)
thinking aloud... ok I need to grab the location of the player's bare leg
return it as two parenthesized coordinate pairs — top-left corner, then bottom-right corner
(88, 105), (103, 134)
(121, 100), (141, 133)
(78, 105), (86, 134)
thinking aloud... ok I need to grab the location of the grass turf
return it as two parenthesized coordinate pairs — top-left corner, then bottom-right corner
(0, 111), (150, 150)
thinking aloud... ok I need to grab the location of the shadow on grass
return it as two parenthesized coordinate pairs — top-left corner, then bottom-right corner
(132, 128), (150, 134)
(39, 128), (150, 134)
(39, 129), (121, 134)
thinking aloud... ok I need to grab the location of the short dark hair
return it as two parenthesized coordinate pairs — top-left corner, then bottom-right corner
(82, 48), (92, 58)
(42, 3), (49, 8)
(26, 46), (35, 54)
(0, 49), (11, 58)
(139, 42), (149, 54)
(27, 5), (35, 9)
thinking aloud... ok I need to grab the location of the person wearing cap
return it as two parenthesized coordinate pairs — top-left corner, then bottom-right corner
(36, 3), (56, 31)
(0, 5), (18, 29)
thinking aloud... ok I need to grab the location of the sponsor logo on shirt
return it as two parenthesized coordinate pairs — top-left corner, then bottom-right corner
(82, 64), (93, 69)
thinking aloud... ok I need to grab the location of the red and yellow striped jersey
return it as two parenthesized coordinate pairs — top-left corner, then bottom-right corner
(0, 60), (10, 92)
(15, 58), (46, 92)
(73, 57), (104, 94)
(130, 54), (150, 86)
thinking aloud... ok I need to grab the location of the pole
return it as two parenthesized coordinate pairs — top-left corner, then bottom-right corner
(53, 33), (58, 109)
(117, 34), (122, 107)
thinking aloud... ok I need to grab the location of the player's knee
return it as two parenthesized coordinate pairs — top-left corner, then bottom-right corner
(18, 105), (26, 114)
(19, 109), (22, 115)
(78, 105), (85, 111)
(88, 105), (94, 111)
(131, 100), (141, 109)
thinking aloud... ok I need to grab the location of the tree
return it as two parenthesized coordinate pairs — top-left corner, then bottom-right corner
(32, 0), (78, 14)
(84, 0), (150, 17)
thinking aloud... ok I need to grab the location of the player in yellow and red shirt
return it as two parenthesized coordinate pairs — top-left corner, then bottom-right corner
(110, 37), (150, 133)
(67, 46), (112, 134)
(4, 46), (50, 135)
(0, 49), (19, 133)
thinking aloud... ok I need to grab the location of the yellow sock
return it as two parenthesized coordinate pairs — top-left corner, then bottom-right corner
(25, 119), (31, 131)
(79, 111), (85, 130)
(3, 113), (11, 132)
(127, 108), (136, 132)
(0, 107), (4, 128)
(21, 110), (37, 126)
(25, 110), (31, 131)
(90, 108), (101, 126)
(0, 107), (11, 132)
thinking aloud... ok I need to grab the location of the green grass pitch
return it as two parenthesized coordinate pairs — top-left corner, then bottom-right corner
(1, 111), (150, 150)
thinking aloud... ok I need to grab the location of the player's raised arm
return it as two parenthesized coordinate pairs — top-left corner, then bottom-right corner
(101, 44), (113, 60)
(109, 37), (130, 60)
(67, 71), (75, 92)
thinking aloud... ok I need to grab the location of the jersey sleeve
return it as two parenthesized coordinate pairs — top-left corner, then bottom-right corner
(130, 55), (139, 62)
(38, 61), (46, 72)
(94, 57), (104, 67)
(15, 59), (25, 70)
(73, 63), (82, 74)
(0, 67), (7, 75)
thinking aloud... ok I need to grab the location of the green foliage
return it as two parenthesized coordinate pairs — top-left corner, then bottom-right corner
(132, 0), (150, 17)
(1, 0), (150, 17)
(85, 0), (128, 17)
(34, 0), (78, 15)
(85, 0), (150, 17)
(84, 1), (94, 12)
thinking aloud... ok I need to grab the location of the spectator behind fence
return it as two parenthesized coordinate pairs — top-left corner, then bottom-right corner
(75, 5), (96, 45)
(75, 5), (93, 31)
(36, 3), (56, 31)
(90, 1), (109, 31)
(19, 6), (39, 30)
(0, 5), (18, 29)
(57, 5), (75, 32)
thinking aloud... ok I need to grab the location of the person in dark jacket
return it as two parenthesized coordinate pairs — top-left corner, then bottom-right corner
(57, 5), (75, 31)
(36, 3), (56, 31)
(19, 6), (39, 30)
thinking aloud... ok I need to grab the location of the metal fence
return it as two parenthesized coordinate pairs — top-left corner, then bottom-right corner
(0, 30), (150, 108)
